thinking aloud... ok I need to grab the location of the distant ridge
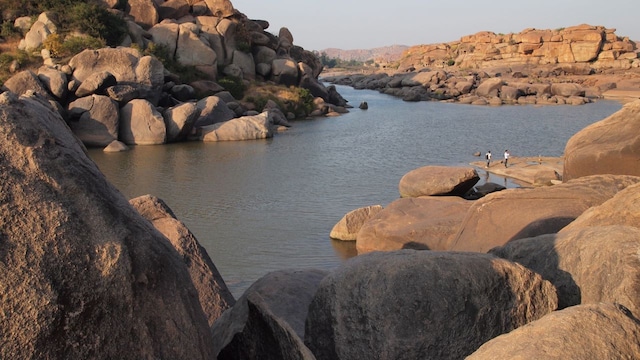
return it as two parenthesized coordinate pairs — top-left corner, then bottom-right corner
(317, 45), (409, 62)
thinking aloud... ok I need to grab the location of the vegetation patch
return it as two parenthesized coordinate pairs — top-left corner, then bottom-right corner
(244, 83), (314, 117)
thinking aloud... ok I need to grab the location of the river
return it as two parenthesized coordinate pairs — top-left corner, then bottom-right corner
(88, 85), (622, 298)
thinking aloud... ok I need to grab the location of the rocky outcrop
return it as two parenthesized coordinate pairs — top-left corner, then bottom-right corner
(448, 175), (640, 253)
(398, 165), (479, 197)
(304, 251), (557, 360)
(211, 269), (326, 359)
(0, 91), (216, 359)
(397, 24), (638, 71)
(329, 205), (383, 241)
(3, 2), (345, 150)
(323, 25), (639, 106)
(467, 303), (640, 359)
(130, 194), (235, 326)
(563, 99), (640, 181)
(490, 226), (640, 313)
(356, 196), (472, 253)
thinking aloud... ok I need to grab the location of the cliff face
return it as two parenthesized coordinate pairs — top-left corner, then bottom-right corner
(397, 24), (639, 72)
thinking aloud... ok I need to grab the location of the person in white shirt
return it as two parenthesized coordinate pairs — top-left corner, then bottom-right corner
(485, 151), (491, 168)
(504, 150), (510, 168)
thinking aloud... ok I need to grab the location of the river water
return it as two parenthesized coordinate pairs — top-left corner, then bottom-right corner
(88, 85), (622, 298)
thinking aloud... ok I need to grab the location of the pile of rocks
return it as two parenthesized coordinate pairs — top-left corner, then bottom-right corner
(323, 24), (640, 106)
(2, 0), (349, 150)
(2, 84), (640, 358)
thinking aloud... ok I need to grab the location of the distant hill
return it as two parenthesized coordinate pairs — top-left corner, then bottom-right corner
(318, 45), (409, 62)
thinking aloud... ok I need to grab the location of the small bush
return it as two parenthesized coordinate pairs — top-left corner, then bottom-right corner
(446, 59), (455, 66)
(218, 76), (245, 99)
(0, 21), (21, 40)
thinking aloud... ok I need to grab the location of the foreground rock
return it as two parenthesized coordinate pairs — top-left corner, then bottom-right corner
(564, 99), (640, 181)
(490, 226), (640, 313)
(560, 181), (640, 232)
(448, 174), (640, 253)
(0, 92), (215, 358)
(329, 205), (383, 241)
(211, 269), (326, 359)
(130, 194), (235, 326)
(356, 196), (472, 253)
(304, 251), (557, 360)
(468, 303), (640, 359)
(398, 165), (479, 197)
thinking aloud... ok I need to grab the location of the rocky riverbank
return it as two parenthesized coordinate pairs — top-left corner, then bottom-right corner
(2, 79), (640, 358)
(322, 24), (640, 106)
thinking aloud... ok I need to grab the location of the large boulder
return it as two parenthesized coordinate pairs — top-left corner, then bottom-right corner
(130, 195), (235, 326)
(211, 269), (325, 359)
(119, 99), (167, 145)
(194, 95), (236, 128)
(271, 58), (299, 87)
(330, 205), (383, 241)
(75, 71), (117, 97)
(490, 226), (640, 313)
(69, 48), (165, 92)
(2, 70), (54, 101)
(163, 102), (201, 143)
(67, 95), (120, 147)
(564, 99), (640, 181)
(200, 112), (273, 141)
(448, 175), (640, 253)
(18, 12), (57, 51)
(126, 0), (160, 29)
(176, 23), (217, 67)
(356, 197), (472, 253)
(560, 181), (640, 232)
(467, 303), (640, 359)
(149, 22), (180, 56)
(305, 251), (557, 360)
(37, 66), (68, 100)
(0, 91), (214, 359)
(398, 165), (479, 197)
(204, 0), (235, 17)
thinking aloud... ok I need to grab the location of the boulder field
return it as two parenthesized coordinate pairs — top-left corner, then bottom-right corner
(2, 0), (349, 150)
(2, 89), (640, 357)
(322, 25), (640, 106)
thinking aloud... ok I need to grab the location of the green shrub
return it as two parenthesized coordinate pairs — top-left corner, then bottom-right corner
(218, 76), (245, 99)
(446, 58), (455, 66)
(0, 21), (20, 39)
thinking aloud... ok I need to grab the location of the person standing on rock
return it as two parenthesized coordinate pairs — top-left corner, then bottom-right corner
(485, 151), (492, 168)
(504, 150), (510, 168)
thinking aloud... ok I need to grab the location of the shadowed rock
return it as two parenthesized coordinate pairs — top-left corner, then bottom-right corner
(67, 95), (120, 147)
(0, 91), (214, 359)
(305, 251), (557, 360)
(564, 99), (640, 180)
(356, 197), (472, 253)
(398, 165), (479, 197)
(490, 226), (640, 313)
(130, 194), (235, 326)
(211, 269), (326, 360)
(467, 303), (640, 359)
(449, 175), (640, 253)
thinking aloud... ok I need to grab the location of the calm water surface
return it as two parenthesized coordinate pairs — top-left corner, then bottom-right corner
(88, 85), (622, 298)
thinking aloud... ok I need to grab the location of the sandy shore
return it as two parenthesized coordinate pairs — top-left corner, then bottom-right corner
(470, 156), (564, 186)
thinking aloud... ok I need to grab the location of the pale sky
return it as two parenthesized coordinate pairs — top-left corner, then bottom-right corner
(231, 0), (640, 51)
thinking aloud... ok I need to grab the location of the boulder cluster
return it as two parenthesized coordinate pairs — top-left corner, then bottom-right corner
(3, 63), (640, 357)
(2, 0), (348, 150)
(323, 24), (640, 106)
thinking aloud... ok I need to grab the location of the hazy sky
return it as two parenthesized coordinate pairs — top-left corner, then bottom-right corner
(231, 0), (640, 51)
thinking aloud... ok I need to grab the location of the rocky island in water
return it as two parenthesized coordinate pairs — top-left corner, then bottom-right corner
(1, 0), (640, 358)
